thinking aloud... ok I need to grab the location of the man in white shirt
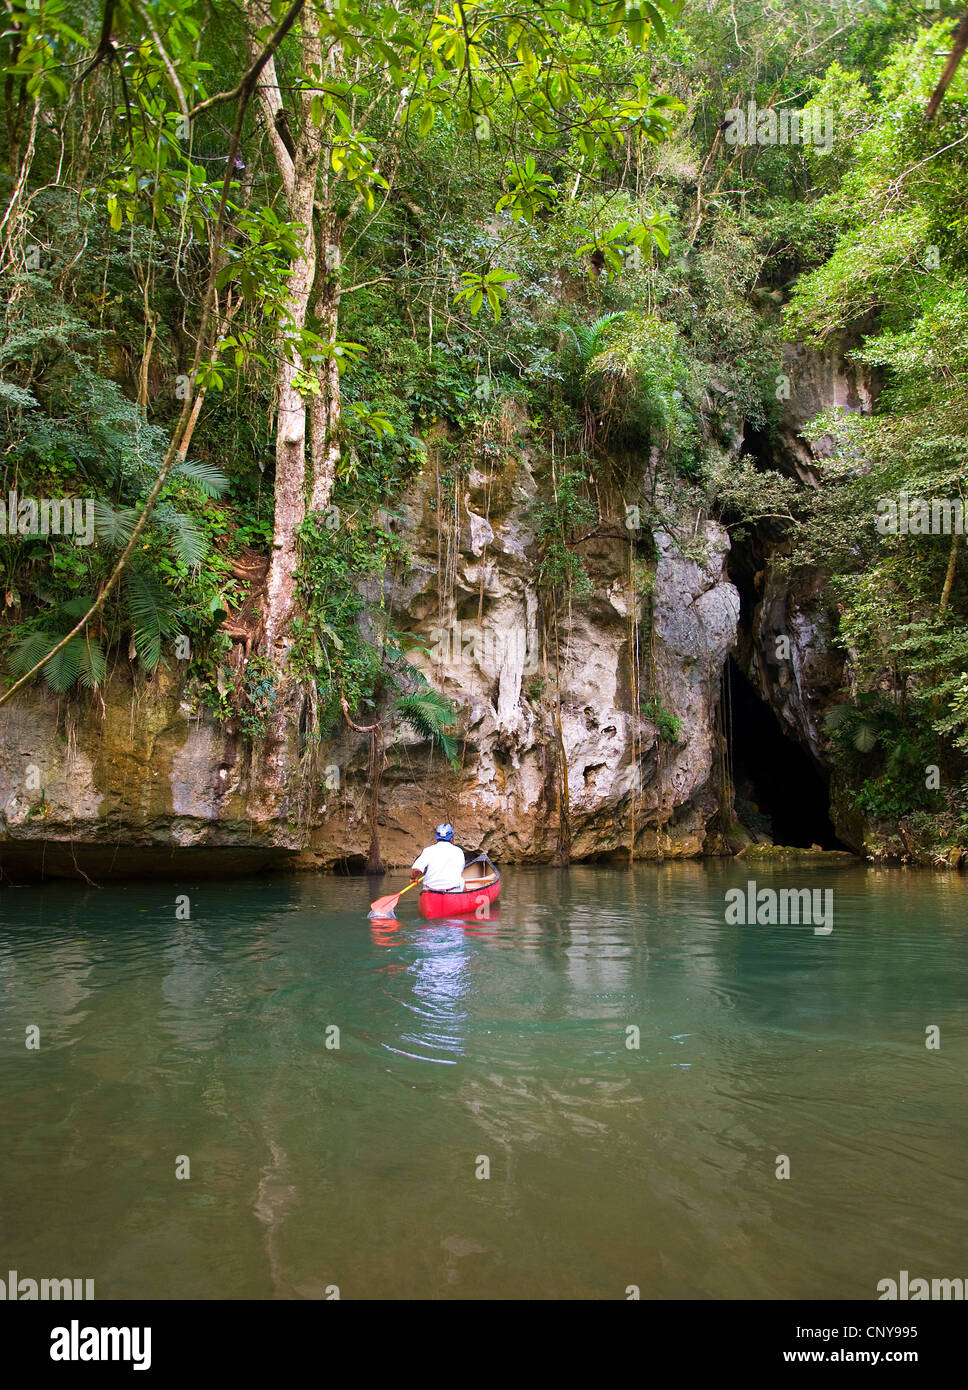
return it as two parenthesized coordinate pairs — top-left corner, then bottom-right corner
(411, 823), (466, 892)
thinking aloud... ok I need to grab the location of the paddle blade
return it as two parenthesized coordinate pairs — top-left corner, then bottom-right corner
(368, 892), (402, 916)
(367, 876), (423, 917)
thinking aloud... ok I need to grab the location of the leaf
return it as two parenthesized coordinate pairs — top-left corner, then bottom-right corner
(44, 637), (85, 693)
(854, 723), (879, 754)
(124, 570), (177, 670)
(642, 3), (667, 41)
(8, 629), (58, 679)
(77, 636), (108, 689)
(60, 596), (97, 619)
(651, 226), (670, 256)
(93, 502), (140, 547)
(172, 458), (229, 497)
(168, 514), (208, 567)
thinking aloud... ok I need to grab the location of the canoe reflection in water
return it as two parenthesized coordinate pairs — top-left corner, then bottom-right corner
(369, 910), (500, 948)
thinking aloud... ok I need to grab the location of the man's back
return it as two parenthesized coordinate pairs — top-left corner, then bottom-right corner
(413, 841), (465, 891)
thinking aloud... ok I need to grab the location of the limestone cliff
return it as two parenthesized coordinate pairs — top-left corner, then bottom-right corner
(0, 346), (883, 878)
(0, 445), (741, 876)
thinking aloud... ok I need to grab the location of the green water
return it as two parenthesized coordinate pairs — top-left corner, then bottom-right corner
(1, 864), (966, 1300)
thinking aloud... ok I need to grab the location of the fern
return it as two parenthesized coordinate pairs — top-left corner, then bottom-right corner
(124, 570), (179, 670)
(172, 458), (229, 497)
(561, 311), (629, 366)
(155, 503), (208, 568)
(396, 688), (459, 769)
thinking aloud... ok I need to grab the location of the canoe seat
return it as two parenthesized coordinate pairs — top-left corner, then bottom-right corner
(459, 871), (497, 888)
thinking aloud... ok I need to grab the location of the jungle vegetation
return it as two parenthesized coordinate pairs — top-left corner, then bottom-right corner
(2, 0), (967, 853)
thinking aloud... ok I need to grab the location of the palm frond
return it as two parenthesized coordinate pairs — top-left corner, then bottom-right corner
(586, 311), (629, 357)
(43, 637), (85, 692)
(93, 501), (140, 547)
(853, 723), (879, 754)
(172, 458), (230, 497)
(8, 629), (59, 678)
(396, 689), (459, 769)
(76, 635), (107, 688)
(124, 570), (179, 670)
(156, 503), (208, 568)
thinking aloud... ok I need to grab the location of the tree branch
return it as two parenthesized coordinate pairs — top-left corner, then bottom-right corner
(926, 9), (968, 122)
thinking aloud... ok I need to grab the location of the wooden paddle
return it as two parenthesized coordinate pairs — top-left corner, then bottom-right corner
(368, 876), (423, 917)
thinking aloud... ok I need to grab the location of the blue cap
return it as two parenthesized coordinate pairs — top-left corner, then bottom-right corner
(434, 823), (454, 841)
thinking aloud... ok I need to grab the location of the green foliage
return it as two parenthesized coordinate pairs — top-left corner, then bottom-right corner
(395, 685), (459, 769)
(825, 697), (938, 820)
(291, 510), (407, 730)
(559, 313), (630, 369)
(529, 469), (598, 596)
(454, 268), (521, 323)
(641, 696), (683, 745)
(6, 561), (182, 692)
(8, 0), (967, 862)
(238, 656), (277, 741)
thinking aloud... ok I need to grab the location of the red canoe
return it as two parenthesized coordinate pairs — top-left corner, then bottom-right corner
(419, 854), (501, 920)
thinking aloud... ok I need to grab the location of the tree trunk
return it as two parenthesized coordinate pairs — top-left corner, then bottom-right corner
(308, 213), (344, 515)
(250, 14), (324, 658)
(365, 729), (386, 875)
(340, 698), (386, 874)
(926, 9), (968, 121)
(940, 530), (961, 614)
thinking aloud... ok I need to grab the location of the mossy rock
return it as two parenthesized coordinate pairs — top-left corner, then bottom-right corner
(739, 844), (857, 865)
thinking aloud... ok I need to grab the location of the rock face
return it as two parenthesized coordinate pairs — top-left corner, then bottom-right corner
(0, 664), (300, 878)
(1, 343), (882, 878)
(776, 342), (877, 485)
(738, 561), (842, 766)
(727, 342), (879, 852)
(0, 447), (742, 876)
(647, 527), (740, 855)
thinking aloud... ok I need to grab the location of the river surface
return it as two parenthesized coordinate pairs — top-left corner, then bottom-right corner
(1, 863), (965, 1299)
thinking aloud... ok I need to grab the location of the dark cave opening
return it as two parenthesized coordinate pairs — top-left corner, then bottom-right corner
(332, 855), (369, 875)
(726, 658), (846, 850)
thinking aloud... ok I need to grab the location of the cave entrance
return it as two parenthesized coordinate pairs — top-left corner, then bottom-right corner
(725, 657), (845, 850)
